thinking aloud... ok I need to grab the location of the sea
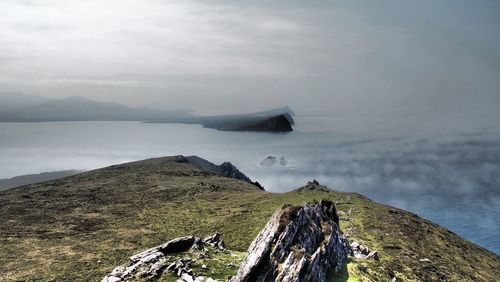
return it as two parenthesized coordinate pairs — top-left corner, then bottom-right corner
(0, 114), (499, 254)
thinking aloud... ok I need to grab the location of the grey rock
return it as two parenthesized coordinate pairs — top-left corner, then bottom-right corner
(185, 156), (264, 190)
(230, 200), (350, 282)
(102, 235), (208, 281)
(180, 273), (196, 282)
(350, 241), (379, 261)
(166, 262), (177, 271)
(110, 266), (126, 277)
(101, 276), (122, 282)
(160, 236), (196, 254)
(192, 237), (205, 251)
(203, 233), (226, 251)
(130, 246), (160, 262)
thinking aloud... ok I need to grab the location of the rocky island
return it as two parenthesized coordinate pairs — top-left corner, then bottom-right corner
(0, 156), (498, 281)
(149, 106), (296, 133)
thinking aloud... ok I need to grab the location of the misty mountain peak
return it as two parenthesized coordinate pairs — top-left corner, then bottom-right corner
(61, 95), (96, 103)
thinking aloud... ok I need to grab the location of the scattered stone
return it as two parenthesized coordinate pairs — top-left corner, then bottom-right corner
(419, 258), (432, 262)
(101, 234), (222, 282)
(230, 200), (350, 282)
(350, 241), (379, 261)
(203, 233), (226, 251)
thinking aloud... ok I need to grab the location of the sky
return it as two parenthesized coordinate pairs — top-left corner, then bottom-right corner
(0, 0), (499, 115)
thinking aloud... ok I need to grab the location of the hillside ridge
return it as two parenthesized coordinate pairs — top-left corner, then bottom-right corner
(0, 156), (498, 281)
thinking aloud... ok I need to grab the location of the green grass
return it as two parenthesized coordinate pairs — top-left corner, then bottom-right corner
(0, 156), (498, 281)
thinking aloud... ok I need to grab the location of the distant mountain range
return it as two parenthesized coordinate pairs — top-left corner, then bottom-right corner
(0, 94), (194, 122)
(0, 93), (295, 132)
(0, 92), (54, 112)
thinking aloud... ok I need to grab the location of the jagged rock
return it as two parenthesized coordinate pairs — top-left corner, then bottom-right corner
(230, 200), (350, 282)
(350, 241), (379, 260)
(306, 179), (320, 189)
(203, 233), (226, 251)
(185, 156), (264, 190)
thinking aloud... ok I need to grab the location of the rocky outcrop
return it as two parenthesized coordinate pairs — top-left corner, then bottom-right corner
(229, 200), (350, 282)
(200, 114), (293, 132)
(227, 114), (293, 132)
(184, 156), (264, 190)
(101, 234), (225, 282)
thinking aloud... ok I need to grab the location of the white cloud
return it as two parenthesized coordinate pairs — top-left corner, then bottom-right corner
(0, 0), (307, 79)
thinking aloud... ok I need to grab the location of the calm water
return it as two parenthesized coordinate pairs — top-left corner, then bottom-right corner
(0, 115), (499, 254)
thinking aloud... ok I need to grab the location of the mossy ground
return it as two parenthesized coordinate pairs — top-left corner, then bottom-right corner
(0, 157), (498, 281)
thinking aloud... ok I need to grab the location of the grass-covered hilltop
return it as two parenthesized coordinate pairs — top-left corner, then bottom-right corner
(0, 156), (498, 281)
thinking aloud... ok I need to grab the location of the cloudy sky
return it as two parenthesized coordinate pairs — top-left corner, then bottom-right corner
(1, 0), (499, 115)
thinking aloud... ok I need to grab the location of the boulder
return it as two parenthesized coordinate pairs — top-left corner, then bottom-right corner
(230, 200), (350, 282)
(350, 241), (379, 261)
(160, 236), (196, 254)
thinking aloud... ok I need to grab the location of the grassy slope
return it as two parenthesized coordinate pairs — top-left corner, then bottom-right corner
(0, 156), (498, 281)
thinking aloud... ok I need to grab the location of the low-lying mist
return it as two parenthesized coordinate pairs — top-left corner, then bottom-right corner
(0, 114), (498, 253)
